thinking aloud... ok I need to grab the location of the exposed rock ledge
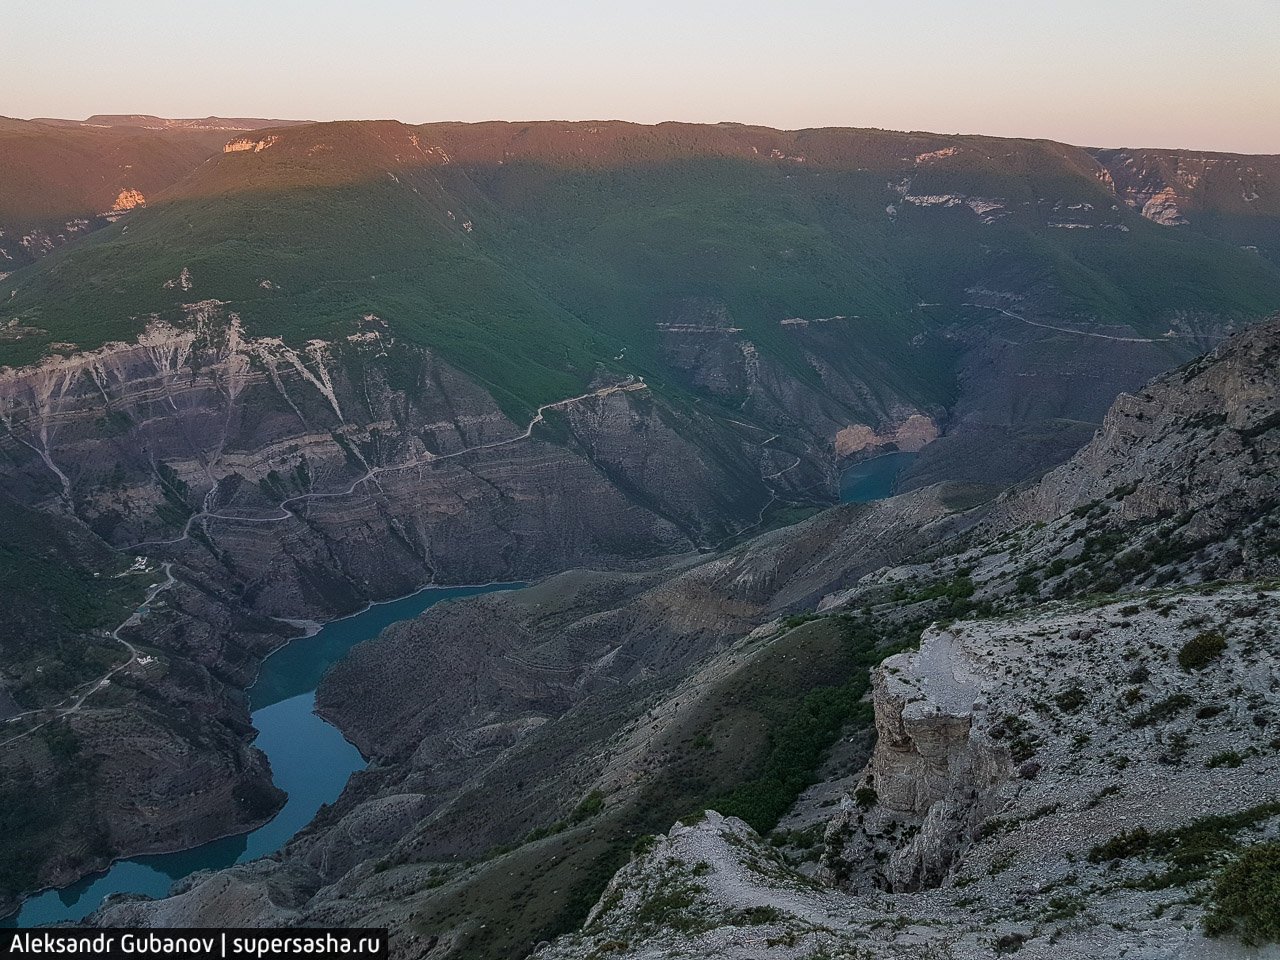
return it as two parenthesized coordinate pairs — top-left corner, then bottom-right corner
(835, 413), (939, 457)
(535, 588), (1280, 959)
(830, 630), (1012, 891)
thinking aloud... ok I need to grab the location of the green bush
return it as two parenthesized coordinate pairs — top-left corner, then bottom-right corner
(1203, 842), (1280, 945)
(709, 615), (911, 832)
(1179, 631), (1227, 671)
(1207, 750), (1244, 769)
(1087, 803), (1280, 890)
(1089, 826), (1152, 863)
(1054, 686), (1088, 713)
(570, 789), (605, 823)
(1130, 693), (1194, 728)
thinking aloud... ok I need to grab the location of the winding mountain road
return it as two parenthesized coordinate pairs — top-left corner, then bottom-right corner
(130, 378), (647, 548)
(1, 563), (176, 746)
(967, 303), (1172, 343)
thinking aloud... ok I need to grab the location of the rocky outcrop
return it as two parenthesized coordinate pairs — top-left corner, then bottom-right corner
(1002, 315), (1280, 530)
(1141, 186), (1189, 226)
(826, 631), (1011, 891)
(110, 188), (146, 212)
(223, 136), (279, 153)
(834, 413), (939, 457)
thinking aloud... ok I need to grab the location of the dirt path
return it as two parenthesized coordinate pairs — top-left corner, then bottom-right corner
(967, 303), (1171, 343)
(1, 564), (176, 746)
(129, 379), (647, 548)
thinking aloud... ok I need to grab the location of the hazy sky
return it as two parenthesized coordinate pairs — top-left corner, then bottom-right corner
(7, 1), (1278, 152)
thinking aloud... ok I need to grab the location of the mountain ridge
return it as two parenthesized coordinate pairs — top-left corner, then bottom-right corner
(2, 115), (1279, 928)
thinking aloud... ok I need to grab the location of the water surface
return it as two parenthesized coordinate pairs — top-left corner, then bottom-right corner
(9, 583), (515, 926)
(839, 451), (918, 503)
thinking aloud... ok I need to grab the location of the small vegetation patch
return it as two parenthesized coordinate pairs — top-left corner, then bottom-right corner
(1130, 693), (1194, 728)
(1207, 750), (1244, 769)
(1054, 686), (1087, 713)
(1203, 842), (1280, 945)
(1179, 630), (1227, 671)
(727, 905), (785, 926)
(1088, 802), (1280, 891)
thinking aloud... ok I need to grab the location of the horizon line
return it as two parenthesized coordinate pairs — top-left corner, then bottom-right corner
(15, 113), (1279, 158)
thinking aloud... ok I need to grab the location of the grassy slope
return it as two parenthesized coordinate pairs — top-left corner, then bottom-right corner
(0, 494), (142, 707)
(3, 120), (1280, 420)
(0, 118), (232, 225)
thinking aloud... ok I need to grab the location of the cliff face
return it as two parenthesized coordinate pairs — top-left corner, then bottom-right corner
(1006, 316), (1280, 525)
(825, 631), (1012, 892)
(655, 302), (945, 464)
(0, 304), (835, 906)
(81, 320), (1280, 958)
(1092, 148), (1280, 265)
(0, 307), (814, 613)
(535, 593), (1280, 960)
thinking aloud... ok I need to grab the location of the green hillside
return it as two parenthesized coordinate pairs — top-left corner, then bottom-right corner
(0, 118), (230, 226)
(3, 120), (1279, 418)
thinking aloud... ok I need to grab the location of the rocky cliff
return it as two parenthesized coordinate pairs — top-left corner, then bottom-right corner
(60, 315), (1280, 958)
(1092, 148), (1280, 265)
(826, 630), (1012, 892)
(525, 319), (1280, 959)
(0, 301), (836, 907)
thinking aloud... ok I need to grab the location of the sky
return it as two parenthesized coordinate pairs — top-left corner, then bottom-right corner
(6, 0), (1279, 153)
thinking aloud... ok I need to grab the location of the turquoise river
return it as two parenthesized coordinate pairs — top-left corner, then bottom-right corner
(8, 583), (516, 927)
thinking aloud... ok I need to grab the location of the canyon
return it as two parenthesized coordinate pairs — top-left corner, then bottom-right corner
(0, 116), (1278, 957)
(76, 319), (1280, 958)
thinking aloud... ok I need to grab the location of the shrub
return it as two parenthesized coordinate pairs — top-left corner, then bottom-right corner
(570, 789), (605, 823)
(729, 905), (784, 926)
(1203, 842), (1280, 945)
(1089, 826), (1152, 863)
(1179, 631), (1227, 671)
(994, 932), (1028, 954)
(1054, 686), (1088, 713)
(1130, 693), (1194, 728)
(1207, 750), (1244, 769)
